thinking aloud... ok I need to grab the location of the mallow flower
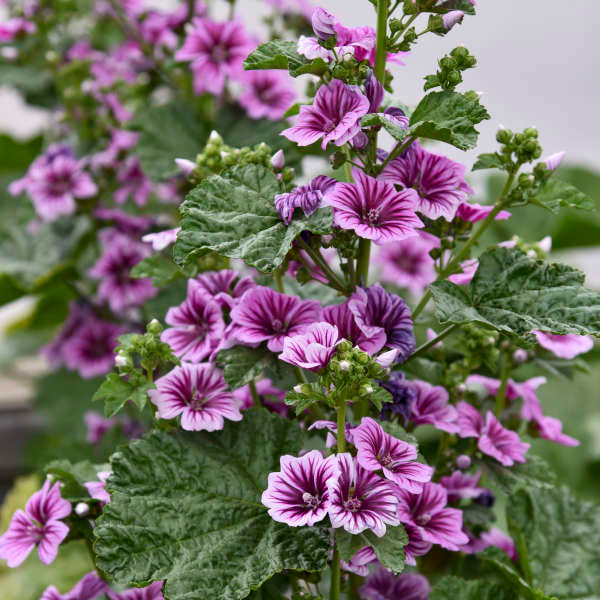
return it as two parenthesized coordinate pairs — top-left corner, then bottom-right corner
(279, 322), (341, 371)
(361, 569), (431, 600)
(406, 380), (459, 433)
(238, 70), (296, 121)
(40, 572), (109, 600)
(274, 175), (337, 225)
(532, 330), (594, 359)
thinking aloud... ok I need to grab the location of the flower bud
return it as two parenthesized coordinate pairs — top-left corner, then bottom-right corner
(115, 353), (128, 368)
(542, 151), (565, 171)
(360, 384), (374, 396)
(293, 384), (303, 394)
(496, 127), (512, 144)
(270, 149), (285, 170)
(365, 70), (384, 113)
(339, 360), (351, 372)
(175, 158), (196, 176)
(337, 340), (353, 353)
(456, 454), (471, 469)
(311, 7), (337, 41)
(147, 318), (163, 336)
(442, 10), (464, 30)
(75, 502), (90, 517)
(351, 131), (369, 150)
(513, 349), (528, 363)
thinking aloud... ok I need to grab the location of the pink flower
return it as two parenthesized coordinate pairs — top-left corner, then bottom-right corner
(40, 572), (109, 600)
(94, 206), (154, 236)
(279, 322), (341, 371)
(274, 175), (337, 225)
(114, 156), (152, 206)
(142, 227), (181, 251)
(361, 569), (430, 600)
(311, 7), (337, 40)
(161, 279), (225, 362)
(374, 231), (439, 296)
(456, 202), (511, 223)
(324, 168), (422, 243)
(478, 527), (519, 562)
(340, 546), (377, 576)
(353, 417), (433, 493)
(233, 379), (286, 416)
(192, 269), (256, 310)
(396, 482), (469, 551)
(536, 416), (579, 447)
(448, 258), (478, 285)
(543, 151), (565, 171)
(328, 453), (400, 537)
(238, 70), (296, 120)
(281, 79), (369, 150)
(84, 412), (116, 445)
(107, 581), (165, 600)
(261, 450), (338, 526)
(84, 471), (111, 505)
(175, 18), (252, 95)
(0, 17), (36, 42)
(379, 142), (473, 221)
(0, 480), (71, 567)
(406, 380), (459, 433)
(439, 470), (484, 502)
(230, 286), (322, 352)
(148, 363), (242, 431)
(533, 331), (594, 359)
(91, 130), (140, 171)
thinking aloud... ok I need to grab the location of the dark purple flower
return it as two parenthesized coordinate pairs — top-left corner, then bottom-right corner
(379, 142), (473, 221)
(378, 373), (417, 424)
(365, 70), (384, 113)
(175, 18), (252, 95)
(0, 480), (71, 567)
(311, 7), (337, 40)
(274, 175), (337, 225)
(353, 417), (433, 493)
(439, 470), (484, 502)
(148, 363), (242, 431)
(324, 168), (422, 244)
(281, 79), (369, 150)
(262, 450), (338, 526)
(456, 201), (511, 223)
(279, 322), (341, 371)
(340, 546), (377, 576)
(88, 233), (157, 312)
(406, 380), (459, 433)
(230, 286), (321, 352)
(328, 453), (400, 536)
(238, 70), (296, 120)
(348, 284), (416, 360)
(94, 206), (155, 236)
(403, 522), (433, 565)
(40, 572), (109, 600)
(396, 482), (469, 551)
(361, 569), (430, 600)
(107, 581), (165, 600)
(84, 411), (116, 445)
(114, 156), (152, 206)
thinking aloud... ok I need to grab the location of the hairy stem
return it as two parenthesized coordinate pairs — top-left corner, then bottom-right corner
(249, 379), (261, 408)
(274, 268), (285, 293)
(379, 135), (416, 172)
(374, 0), (389, 84)
(355, 238), (372, 286)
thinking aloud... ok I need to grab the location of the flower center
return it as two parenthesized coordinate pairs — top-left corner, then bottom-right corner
(211, 45), (228, 63)
(379, 453), (393, 467)
(364, 207), (381, 226)
(271, 318), (286, 333)
(415, 512), (431, 526)
(343, 497), (362, 512)
(184, 322), (209, 340)
(302, 492), (320, 508)
(323, 119), (336, 133)
(189, 388), (207, 409)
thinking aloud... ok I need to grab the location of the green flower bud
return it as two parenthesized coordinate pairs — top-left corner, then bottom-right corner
(496, 128), (512, 144)
(337, 340), (353, 353)
(439, 56), (456, 71)
(389, 18), (404, 32)
(147, 319), (163, 336)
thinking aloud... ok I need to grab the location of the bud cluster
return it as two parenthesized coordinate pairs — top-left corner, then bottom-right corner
(496, 125), (543, 167)
(424, 46), (477, 92)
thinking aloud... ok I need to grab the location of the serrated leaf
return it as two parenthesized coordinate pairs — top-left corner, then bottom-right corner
(94, 409), (330, 600)
(361, 113), (409, 142)
(174, 164), (333, 273)
(533, 178), (595, 213)
(507, 486), (600, 600)
(430, 576), (517, 600)
(130, 253), (182, 286)
(430, 247), (600, 341)
(473, 152), (505, 171)
(92, 373), (154, 418)
(409, 91), (490, 151)
(477, 454), (556, 494)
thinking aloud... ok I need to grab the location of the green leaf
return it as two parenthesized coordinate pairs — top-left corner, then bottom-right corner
(92, 373), (154, 418)
(370, 383), (393, 412)
(477, 454), (556, 494)
(473, 152), (505, 171)
(361, 113), (409, 142)
(45, 459), (109, 503)
(533, 178), (595, 213)
(430, 246), (600, 341)
(507, 486), (600, 599)
(131, 101), (207, 182)
(94, 409), (330, 600)
(174, 164), (333, 273)
(409, 91), (490, 151)
(130, 253), (182, 286)
(429, 576), (517, 600)
(284, 382), (325, 416)
(243, 40), (327, 77)
(0, 134), (43, 174)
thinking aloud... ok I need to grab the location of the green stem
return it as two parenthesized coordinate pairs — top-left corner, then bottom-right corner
(336, 400), (346, 453)
(374, 0), (389, 84)
(412, 169), (518, 321)
(355, 238), (371, 286)
(349, 573), (362, 600)
(249, 379), (261, 408)
(293, 366), (307, 384)
(405, 324), (458, 362)
(379, 135), (416, 172)
(274, 268), (285, 293)
(296, 237), (348, 293)
(495, 354), (511, 417)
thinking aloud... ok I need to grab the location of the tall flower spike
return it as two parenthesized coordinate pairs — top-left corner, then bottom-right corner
(281, 79), (369, 150)
(328, 453), (400, 537)
(230, 286), (322, 352)
(148, 363), (242, 431)
(353, 417), (433, 493)
(261, 450), (338, 526)
(324, 168), (423, 244)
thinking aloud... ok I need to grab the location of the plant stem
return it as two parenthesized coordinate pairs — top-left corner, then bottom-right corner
(296, 237), (348, 293)
(349, 573), (362, 599)
(336, 400), (346, 453)
(355, 238), (371, 286)
(495, 354), (511, 417)
(374, 0), (389, 84)
(411, 169), (518, 321)
(379, 135), (416, 172)
(249, 379), (261, 408)
(293, 366), (307, 384)
(274, 268), (285, 293)
(404, 324), (458, 362)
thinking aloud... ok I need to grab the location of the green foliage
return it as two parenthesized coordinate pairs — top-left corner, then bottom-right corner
(0, 135), (43, 174)
(130, 253), (183, 287)
(361, 113), (409, 142)
(94, 410), (330, 600)
(473, 152), (505, 171)
(409, 91), (490, 151)
(243, 40), (328, 77)
(45, 459), (108, 503)
(533, 178), (595, 213)
(93, 373), (154, 418)
(430, 247), (600, 341)
(174, 164), (333, 273)
(429, 576), (517, 600)
(476, 454), (556, 494)
(285, 383), (326, 416)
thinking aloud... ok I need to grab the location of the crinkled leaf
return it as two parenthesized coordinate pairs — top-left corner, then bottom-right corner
(409, 91), (490, 151)
(284, 382), (326, 416)
(243, 40), (327, 77)
(507, 486), (600, 600)
(92, 373), (154, 418)
(477, 454), (556, 494)
(130, 253), (182, 287)
(94, 409), (330, 600)
(533, 178), (595, 213)
(473, 152), (505, 171)
(174, 164), (333, 273)
(429, 576), (517, 600)
(370, 383), (393, 412)
(430, 247), (600, 341)
(361, 113), (409, 142)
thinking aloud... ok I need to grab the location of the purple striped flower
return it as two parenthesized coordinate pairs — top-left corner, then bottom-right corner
(353, 417), (433, 493)
(439, 470), (484, 502)
(379, 142), (473, 221)
(94, 206), (155, 236)
(281, 79), (369, 150)
(361, 569), (431, 600)
(230, 286), (322, 352)
(328, 453), (400, 537)
(311, 7), (336, 40)
(403, 522), (433, 565)
(456, 202), (511, 223)
(161, 279), (226, 362)
(148, 363), (242, 431)
(193, 269), (256, 309)
(262, 450), (338, 526)
(0, 480), (71, 567)
(396, 482), (469, 551)
(340, 546), (377, 576)
(88, 233), (157, 312)
(274, 175), (337, 225)
(348, 284), (416, 360)
(325, 168), (422, 244)
(84, 471), (111, 505)
(114, 156), (152, 207)
(279, 322), (341, 371)
(233, 378), (287, 417)
(175, 18), (252, 95)
(238, 70), (296, 121)
(107, 581), (165, 600)
(406, 380), (459, 433)
(40, 572), (109, 600)
(533, 331), (594, 359)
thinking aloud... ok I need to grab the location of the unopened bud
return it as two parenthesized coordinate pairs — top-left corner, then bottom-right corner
(339, 360), (351, 372)
(542, 151), (565, 171)
(361, 384), (374, 395)
(175, 158), (196, 176)
(311, 7), (336, 41)
(208, 130), (223, 144)
(115, 353), (128, 368)
(442, 11), (465, 30)
(270, 149), (285, 170)
(147, 318), (162, 336)
(75, 502), (90, 517)
(513, 349), (528, 364)
(456, 455), (471, 469)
